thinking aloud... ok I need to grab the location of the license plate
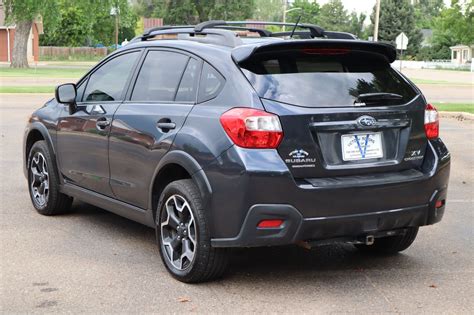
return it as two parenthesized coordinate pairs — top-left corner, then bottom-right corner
(341, 132), (383, 161)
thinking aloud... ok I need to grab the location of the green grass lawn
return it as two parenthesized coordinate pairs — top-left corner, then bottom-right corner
(411, 79), (472, 86)
(0, 86), (55, 93)
(0, 67), (87, 78)
(434, 103), (474, 114)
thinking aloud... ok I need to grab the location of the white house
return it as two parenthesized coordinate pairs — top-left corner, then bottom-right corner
(450, 45), (473, 64)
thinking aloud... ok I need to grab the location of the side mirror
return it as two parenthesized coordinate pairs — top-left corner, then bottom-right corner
(55, 83), (77, 114)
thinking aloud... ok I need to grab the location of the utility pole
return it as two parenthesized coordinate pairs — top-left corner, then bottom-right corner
(374, 0), (381, 41)
(110, 6), (119, 50)
(283, 0), (287, 32)
(115, 13), (119, 49)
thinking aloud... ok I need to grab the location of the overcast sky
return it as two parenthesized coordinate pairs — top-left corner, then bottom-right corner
(316, 0), (452, 15)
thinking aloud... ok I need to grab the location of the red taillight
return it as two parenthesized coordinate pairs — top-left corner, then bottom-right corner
(220, 108), (283, 149)
(424, 103), (439, 139)
(257, 219), (284, 228)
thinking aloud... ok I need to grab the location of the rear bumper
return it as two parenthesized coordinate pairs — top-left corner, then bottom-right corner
(211, 189), (447, 247)
(206, 139), (450, 247)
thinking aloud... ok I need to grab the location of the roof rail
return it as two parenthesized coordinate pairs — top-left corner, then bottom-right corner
(132, 20), (357, 47)
(195, 20), (325, 38)
(271, 31), (357, 40)
(194, 20), (227, 32)
(138, 27), (243, 47)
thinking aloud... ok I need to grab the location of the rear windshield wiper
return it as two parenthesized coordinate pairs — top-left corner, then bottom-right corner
(355, 93), (403, 105)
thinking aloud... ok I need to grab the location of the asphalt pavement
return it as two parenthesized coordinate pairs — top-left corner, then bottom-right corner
(1, 94), (473, 313)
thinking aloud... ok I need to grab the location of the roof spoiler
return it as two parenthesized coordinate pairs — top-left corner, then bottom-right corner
(232, 40), (397, 64)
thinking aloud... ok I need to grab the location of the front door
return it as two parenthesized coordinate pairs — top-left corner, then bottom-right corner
(56, 50), (142, 196)
(109, 49), (201, 209)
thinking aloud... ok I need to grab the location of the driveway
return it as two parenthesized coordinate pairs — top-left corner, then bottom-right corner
(1, 94), (473, 313)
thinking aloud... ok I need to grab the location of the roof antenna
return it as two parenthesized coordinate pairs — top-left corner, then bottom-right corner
(289, 15), (301, 39)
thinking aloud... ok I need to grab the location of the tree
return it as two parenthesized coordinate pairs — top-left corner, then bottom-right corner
(3, 0), (59, 67)
(370, 0), (423, 56)
(41, 0), (138, 47)
(211, 0), (255, 20)
(348, 12), (367, 38)
(254, 0), (284, 22)
(424, 0), (474, 59)
(318, 0), (349, 32)
(286, 0), (320, 25)
(413, 0), (445, 28)
(150, 0), (254, 25)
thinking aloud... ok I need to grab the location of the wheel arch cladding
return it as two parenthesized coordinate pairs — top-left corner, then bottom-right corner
(150, 150), (212, 222)
(24, 124), (55, 178)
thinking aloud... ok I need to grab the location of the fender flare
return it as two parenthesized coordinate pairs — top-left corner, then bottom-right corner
(148, 150), (213, 212)
(23, 122), (58, 179)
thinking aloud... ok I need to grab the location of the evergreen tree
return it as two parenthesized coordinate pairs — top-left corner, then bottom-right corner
(370, 0), (423, 56)
(414, 0), (445, 28)
(318, 0), (349, 32)
(286, 0), (320, 25)
(347, 12), (367, 38)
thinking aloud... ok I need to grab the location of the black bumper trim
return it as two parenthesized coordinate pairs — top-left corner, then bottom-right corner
(211, 198), (446, 248)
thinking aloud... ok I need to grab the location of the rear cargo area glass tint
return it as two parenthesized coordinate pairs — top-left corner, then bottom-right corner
(239, 50), (417, 107)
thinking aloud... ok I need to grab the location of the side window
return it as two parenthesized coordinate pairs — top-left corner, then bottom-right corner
(198, 63), (225, 103)
(83, 51), (140, 102)
(131, 51), (189, 102)
(175, 58), (200, 103)
(75, 79), (86, 102)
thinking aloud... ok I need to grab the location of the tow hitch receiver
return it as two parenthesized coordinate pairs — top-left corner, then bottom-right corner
(365, 235), (375, 245)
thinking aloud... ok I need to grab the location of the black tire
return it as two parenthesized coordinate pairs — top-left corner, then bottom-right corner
(156, 179), (229, 283)
(27, 140), (72, 215)
(355, 227), (419, 254)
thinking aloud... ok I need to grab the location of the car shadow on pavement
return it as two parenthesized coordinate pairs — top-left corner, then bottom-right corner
(66, 201), (426, 281)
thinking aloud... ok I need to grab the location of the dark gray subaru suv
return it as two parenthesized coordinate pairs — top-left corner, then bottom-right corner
(23, 21), (450, 283)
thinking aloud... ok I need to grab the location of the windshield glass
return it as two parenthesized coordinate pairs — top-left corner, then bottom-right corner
(239, 50), (418, 107)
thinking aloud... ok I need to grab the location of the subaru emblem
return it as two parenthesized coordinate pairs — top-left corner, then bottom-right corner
(357, 116), (377, 127)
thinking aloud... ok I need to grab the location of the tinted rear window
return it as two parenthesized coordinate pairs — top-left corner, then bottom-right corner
(239, 50), (417, 107)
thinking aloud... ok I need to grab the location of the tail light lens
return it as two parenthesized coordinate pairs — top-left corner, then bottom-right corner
(424, 104), (439, 139)
(220, 108), (283, 148)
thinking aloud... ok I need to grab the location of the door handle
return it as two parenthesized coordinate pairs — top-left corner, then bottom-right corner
(96, 117), (110, 130)
(156, 119), (176, 132)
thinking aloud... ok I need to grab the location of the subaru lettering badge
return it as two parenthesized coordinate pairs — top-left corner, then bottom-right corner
(357, 115), (377, 127)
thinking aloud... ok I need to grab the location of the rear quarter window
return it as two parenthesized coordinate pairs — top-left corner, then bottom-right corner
(198, 63), (225, 103)
(239, 50), (417, 107)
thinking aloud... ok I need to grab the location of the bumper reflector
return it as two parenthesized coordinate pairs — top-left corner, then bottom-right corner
(257, 219), (284, 228)
(435, 200), (445, 208)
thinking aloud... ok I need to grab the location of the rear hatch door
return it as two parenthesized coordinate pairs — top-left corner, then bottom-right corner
(234, 40), (427, 180)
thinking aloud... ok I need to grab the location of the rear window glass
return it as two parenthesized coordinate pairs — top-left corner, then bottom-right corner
(131, 51), (189, 102)
(239, 50), (417, 107)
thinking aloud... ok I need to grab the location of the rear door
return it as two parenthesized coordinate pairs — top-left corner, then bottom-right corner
(108, 49), (201, 209)
(237, 44), (427, 180)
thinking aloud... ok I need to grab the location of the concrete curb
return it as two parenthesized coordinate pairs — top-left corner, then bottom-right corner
(439, 111), (474, 121)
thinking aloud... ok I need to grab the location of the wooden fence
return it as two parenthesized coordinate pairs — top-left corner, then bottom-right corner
(39, 46), (108, 58)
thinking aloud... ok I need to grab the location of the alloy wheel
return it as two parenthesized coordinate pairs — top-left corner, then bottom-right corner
(160, 194), (197, 270)
(30, 152), (49, 207)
